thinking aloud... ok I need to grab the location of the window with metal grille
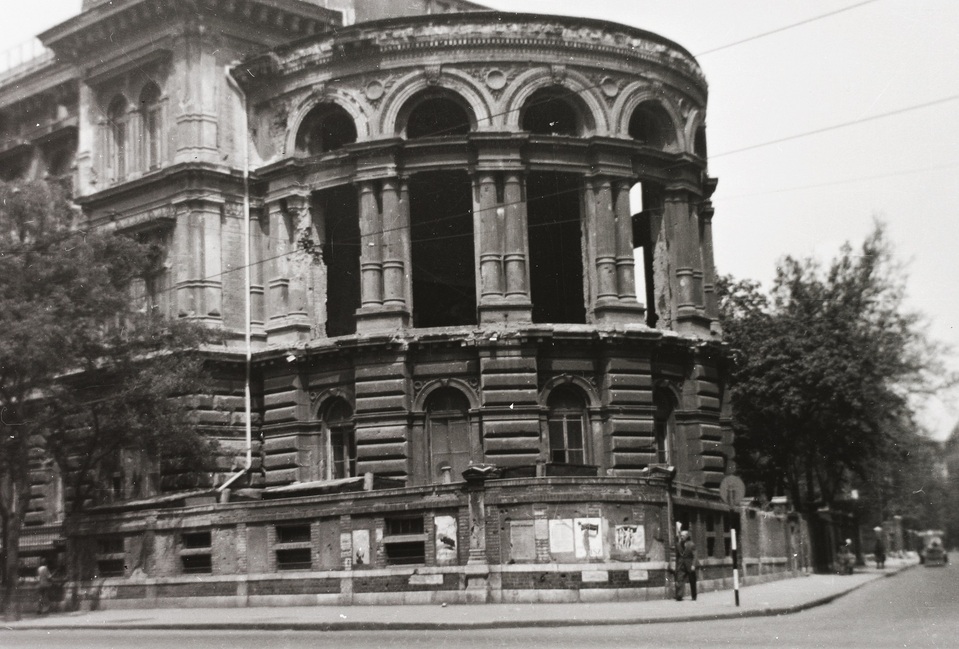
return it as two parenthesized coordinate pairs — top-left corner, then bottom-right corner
(179, 530), (212, 574)
(275, 523), (313, 571)
(547, 385), (588, 464)
(276, 548), (313, 571)
(276, 524), (311, 545)
(383, 516), (426, 566)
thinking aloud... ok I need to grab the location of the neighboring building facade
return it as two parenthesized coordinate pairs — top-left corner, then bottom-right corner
(1, 0), (738, 605)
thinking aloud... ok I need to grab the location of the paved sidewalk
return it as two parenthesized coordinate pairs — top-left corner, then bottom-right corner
(1, 559), (916, 632)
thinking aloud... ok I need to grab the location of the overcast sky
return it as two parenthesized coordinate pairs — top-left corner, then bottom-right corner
(3, 0), (957, 440)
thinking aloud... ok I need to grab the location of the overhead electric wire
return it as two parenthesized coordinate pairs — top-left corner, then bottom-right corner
(3, 2), (929, 304)
(694, 0), (881, 57)
(710, 93), (959, 158)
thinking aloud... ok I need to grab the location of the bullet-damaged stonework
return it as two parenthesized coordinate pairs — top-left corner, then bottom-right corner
(3, 0), (753, 607)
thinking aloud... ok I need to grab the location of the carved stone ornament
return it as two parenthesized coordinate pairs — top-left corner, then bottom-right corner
(550, 64), (567, 85)
(364, 80), (385, 101)
(424, 64), (442, 86)
(485, 69), (507, 91)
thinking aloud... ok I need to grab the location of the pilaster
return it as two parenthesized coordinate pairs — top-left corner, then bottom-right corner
(171, 198), (223, 324)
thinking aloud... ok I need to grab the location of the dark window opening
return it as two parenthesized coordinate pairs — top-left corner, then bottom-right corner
(107, 95), (128, 180)
(182, 531), (211, 549)
(527, 172), (585, 324)
(409, 171), (476, 327)
(276, 548), (313, 571)
(0, 154), (28, 181)
(426, 388), (471, 482)
(547, 385), (588, 465)
(139, 82), (162, 170)
(296, 103), (357, 155)
(181, 554), (212, 574)
(386, 517), (424, 536)
(96, 559), (125, 578)
(632, 183), (663, 328)
(628, 102), (675, 150)
(405, 96), (470, 139)
(694, 125), (708, 158)
(384, 541), (426, 565)
(324, 399), (356, 479)
(521, 88), (580, 136)
(276, 524), (311, 544)
(315, 186), (360, 337)
(97, 536), (124, 554)
(653, 390), (676, 466)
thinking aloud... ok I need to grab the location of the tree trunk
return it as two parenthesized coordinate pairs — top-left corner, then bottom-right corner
(1, 475), (28, 621)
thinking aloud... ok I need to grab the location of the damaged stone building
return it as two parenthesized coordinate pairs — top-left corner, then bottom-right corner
(2, 0), (738, 604)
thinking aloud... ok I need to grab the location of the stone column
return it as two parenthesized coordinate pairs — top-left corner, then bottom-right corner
(381, 177), (409, 310)
(503, 172), (531, 306)
(357, 181), (384, 310)
(475, 172), (504, 304)
(699, 198), (721, 335)
(589, 177), (644, 324)
(356, 178), (410, 332)
(476, 172), (532, 325)
(614, 180), (639, 303)
(588, 177), (619, 304)
(663, 187), (709, 336)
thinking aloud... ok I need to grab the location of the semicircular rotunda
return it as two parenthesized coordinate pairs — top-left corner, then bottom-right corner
(5, 0), (737, 605)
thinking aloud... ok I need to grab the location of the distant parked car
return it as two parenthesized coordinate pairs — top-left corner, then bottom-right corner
(923, 538), (948, 567)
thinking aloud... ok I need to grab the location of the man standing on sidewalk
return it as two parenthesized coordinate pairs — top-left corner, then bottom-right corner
(675, 529), (698, 601)
(36, 559), (52, 615)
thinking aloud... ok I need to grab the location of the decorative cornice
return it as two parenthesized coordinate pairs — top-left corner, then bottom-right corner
(237, 12), (705, 90)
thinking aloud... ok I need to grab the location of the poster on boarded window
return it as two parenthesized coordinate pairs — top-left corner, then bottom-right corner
(434, 515), (457, 565)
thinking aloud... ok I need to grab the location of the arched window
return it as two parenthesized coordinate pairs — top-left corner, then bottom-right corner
(322, 399), (356, 480)
(295, 103), (357, 155)
(521, 87), (581, 136)
(694, 125), (708, 158)
(426, 388), (471, 483)
(139, 83), (163, 171)
(653, 390), (677, 465)
(628, 101), (676, 150)
(546, 385), (588, 465)
(106, 95), (129, 181)
(405, 95), (471, 139)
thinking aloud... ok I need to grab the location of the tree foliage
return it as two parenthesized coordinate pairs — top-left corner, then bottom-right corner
(0, 179), (218, 615)
(719, 224), (952, 512)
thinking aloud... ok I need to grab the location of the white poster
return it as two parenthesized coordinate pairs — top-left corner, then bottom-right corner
(549, 519), (575, 554)
(434, 515), (458, 565)
(574, 518), (603, 559)
(352, 529), (370, 566)
(615, 524), (645, 553)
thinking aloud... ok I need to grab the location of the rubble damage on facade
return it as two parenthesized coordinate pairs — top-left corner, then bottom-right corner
(1, 0), (747, 606)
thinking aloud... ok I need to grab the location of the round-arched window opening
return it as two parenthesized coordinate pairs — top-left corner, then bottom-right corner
(295, 103), (357, 155)
(521, 88), (581, 136)
(628, 101), (676, 150)
(405, 96), (471, 139)
(426, 387), (472, 483)
(694, 125), (707, 158)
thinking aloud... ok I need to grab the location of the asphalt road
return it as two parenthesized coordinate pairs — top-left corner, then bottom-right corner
(4, 561), (957, 648)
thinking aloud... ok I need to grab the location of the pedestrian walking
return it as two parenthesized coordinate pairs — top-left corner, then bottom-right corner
(874, 537), (886, 569)
(674, 529), (698, 601)
(36, 559), (53, 615)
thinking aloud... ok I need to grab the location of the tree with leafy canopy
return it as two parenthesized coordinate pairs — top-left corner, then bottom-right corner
(0, 179), (218, 618)
(719, 223), (952, 513)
